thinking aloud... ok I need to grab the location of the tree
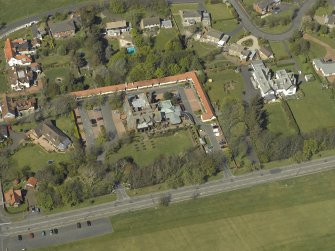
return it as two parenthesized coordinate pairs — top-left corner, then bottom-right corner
(163, 92), (174, 100)
(110, 0), (126, 13)
(303, 139), (318, 160)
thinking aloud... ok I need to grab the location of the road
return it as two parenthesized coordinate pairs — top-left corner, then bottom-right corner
(227, 0), (315, 41)
(2, 156), (335, 240)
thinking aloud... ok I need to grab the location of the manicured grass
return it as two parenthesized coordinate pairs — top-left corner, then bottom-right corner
(56, 113), (75, 137)
(0, 0), (93, 23)
(0, 72), (9, 93)
(269, 41), (290, 60)
(205, 3), (235, 20)
(170, 3), (199, 14)
(311, 33), (335, 49)
(212, 19), (239, 33)
(265, 102), (296, 135)
(288, 82), (335, 133)
(188, 40), (218, 59)
(35, 169), (335, 251)
(206, 69), (244, 108)
(10, 145), (72, 172)
(154, 28), (179, 49)
(108, 130), (194, 167)
(44, 67), (71, 85)
(39, 54), (71, 68)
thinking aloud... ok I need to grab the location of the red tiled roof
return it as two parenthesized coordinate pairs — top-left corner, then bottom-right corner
(71, 71), (215, 122)
(26, 177), (38, 187)
(4, 38), (14, 61)
(4, 188), (22, 206)
(15, 54), (32, 63)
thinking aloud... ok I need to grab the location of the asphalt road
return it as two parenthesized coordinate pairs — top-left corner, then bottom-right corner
(4, 218), (112, 251)
(228, 0), (315, 41)
(2, 156), (335, 239)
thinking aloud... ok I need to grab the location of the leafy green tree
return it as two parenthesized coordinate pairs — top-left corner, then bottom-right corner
(110, 0), (126, 13)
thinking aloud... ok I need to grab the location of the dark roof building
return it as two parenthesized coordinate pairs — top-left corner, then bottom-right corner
(140, 17), (161, 30)
(49, 20), (76, 39)
(34, 122), (71, 151)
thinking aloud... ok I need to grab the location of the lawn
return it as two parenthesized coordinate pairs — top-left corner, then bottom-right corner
(288, 82), (335, 133)
(55, 113), (75, 137)
(269, 41), (290, 60)
(170, 3), (199, 14)
(189, 40), (218, 59)
(206, 69), (244, 108)
(0, 72), (9, 93)
(10, 145), (72, 172)
(0, 0), (93, 23)
(38, 54), (71, 68)
(44, 67), (71, 85)
(315, 4), (334, 16)
(205, 3), (235, 20)
(212, 19), (239, 33)
(154, 28), (179, 49)
(107, 130), (194, 167)
(265, 102), (296, 135)
(35, 168), (335, 251)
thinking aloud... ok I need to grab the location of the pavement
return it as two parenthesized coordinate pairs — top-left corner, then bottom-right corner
(78, 105), (95, 147)
(237, 35), (260, 51)
(4, 218), (112, 251)
(100, 101), (117, 140)
(1, 156), (335, 242)
(227, 0), (315, 41)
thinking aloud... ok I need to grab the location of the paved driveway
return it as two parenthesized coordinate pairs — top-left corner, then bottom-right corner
(4, 218), (112, 251)
(101, 102), (117, 140)
(237, 35), (260, 51)
(78, 105), (95, 147)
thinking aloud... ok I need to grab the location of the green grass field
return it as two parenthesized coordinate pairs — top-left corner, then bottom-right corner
(0, 72), (9, 93)
(206, 69), (244, 108)
(205, 3), (235, 20)
(0, 0), (92, 23)
(265, 102), (296, 135)
(107, 130), (194, 166)
(154, 28), (179, 49)
(10, 145), (72, 172)
(44, 67), (71, 85)
(189, 40), (218, 59)
(288, 82), (335, 133)
(269, 41), (290, 60)
(35, 169), (335, 251)
(170, 3), (199, 14)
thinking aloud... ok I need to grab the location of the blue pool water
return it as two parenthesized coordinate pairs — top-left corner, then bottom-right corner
(127, 47), (136, 54)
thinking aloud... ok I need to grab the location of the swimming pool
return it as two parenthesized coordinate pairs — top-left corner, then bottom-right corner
(127, 47), (136, 54)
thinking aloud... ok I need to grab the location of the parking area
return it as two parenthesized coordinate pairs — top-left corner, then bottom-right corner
(4, 218), (112, 251)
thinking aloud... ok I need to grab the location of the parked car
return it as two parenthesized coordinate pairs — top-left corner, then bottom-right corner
(29, 233), (34, 239)
(97, 117), (103, 121)
(18, 235), (22, 241)
(41, 231), (46, 237)
(77, 222), (81, 229)
(54, 228), (59, 234)
(87, 220), (92, 226)
(49, 229), (53, 235)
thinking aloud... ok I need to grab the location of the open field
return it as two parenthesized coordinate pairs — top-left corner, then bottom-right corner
(35, 169), (335, 251)
(10, 145), (72, 172)
(107, 130), (194, 167)
(44, 67), (71, 85)
(189, 40), (218, 59)
(0, 0), (92, 23)
(205, 3), (235, 20)
(170, 3), (199, 14)
(154, 28), (179, 49)
(269, 41), (290, 60)
(206, 69), (244, 108)
(288, 82), (335, 133)
(265, 102), (295, 135)
(0, 72), (9, 93)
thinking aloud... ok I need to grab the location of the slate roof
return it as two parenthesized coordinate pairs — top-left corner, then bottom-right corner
(49, 20), (75, 34)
